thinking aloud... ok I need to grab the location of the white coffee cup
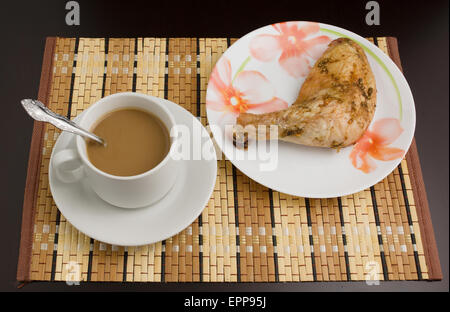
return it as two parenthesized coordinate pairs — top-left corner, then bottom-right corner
(52, 92), (180, 208)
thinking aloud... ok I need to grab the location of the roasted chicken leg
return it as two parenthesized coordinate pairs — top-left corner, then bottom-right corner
(236, 38), (376, 148)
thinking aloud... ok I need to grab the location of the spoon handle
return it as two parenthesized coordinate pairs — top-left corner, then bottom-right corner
(21, 99), (105, 145)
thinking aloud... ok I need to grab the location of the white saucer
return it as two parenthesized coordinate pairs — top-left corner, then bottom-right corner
(49, 100), (217, 246)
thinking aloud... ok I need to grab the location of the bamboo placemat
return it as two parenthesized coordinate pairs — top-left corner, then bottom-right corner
(17, 37), (442, 283)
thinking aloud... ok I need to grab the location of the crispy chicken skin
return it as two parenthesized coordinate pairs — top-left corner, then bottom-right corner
(236, 38), (376, 148)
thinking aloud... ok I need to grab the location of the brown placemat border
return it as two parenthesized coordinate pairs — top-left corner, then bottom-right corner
(386, 37), (443, 280)
(16, 37), (57, 283)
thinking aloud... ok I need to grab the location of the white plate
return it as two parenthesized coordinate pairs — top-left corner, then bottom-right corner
(206, 21), (416, 198)
(49, 100), (217, 246)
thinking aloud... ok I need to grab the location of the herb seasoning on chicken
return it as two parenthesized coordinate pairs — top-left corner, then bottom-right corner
(235, 38), (376, 149)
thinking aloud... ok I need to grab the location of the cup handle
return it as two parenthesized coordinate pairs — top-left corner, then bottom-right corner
(52, 149), (84, 183)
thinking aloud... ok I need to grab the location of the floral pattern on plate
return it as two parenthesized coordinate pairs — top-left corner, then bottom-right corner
(205, 21), (416, 197)
(350, 118), (405, 173)
(206, 57), (288, 115)
(249, 22), (330, 78)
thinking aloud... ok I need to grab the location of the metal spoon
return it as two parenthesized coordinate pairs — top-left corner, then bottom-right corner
(21, 99), (106, 146)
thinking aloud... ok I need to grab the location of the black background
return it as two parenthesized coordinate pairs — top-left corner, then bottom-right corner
(0, 0), (448, 292)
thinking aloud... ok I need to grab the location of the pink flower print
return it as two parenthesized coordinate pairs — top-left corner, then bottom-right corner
(206, 57), (288, 115)
(350, 118), (405, 173)
(249, 22), (330, 78)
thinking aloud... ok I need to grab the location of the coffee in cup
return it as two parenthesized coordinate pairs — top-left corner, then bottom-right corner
(86, 108), (170, 177)
(52, 92), (179, 208)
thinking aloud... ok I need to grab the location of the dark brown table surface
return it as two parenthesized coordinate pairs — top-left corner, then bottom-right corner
(0, 0), (447, 292)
